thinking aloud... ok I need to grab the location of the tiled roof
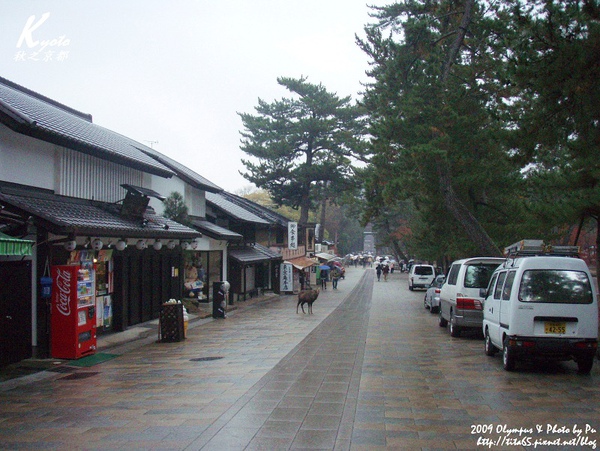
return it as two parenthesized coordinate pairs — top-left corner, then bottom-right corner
(229, 243), (281, 264)
(215, 191), (291, 227)
(140, 146), (222, 193)
(206, 192), (270, 224)
(0, 184), (200, 239)
(0, 77), (174, 177)
(189, 218), (243, 241)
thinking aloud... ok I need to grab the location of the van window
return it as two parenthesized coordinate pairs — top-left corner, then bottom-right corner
(519, 270), (593, 304)
(464, 264), (500, 289)
(447, 264), (460, 285)
(487, 273), (498, 298)
(494, 272), (507, 300)
(414, 266), (433, 276)
(502, 271), (516, 301)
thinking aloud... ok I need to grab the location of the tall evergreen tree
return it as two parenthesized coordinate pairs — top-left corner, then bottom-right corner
(358, 0), (526, 257)
(239, 76), (368, 225)
(492, 0), (600, 268)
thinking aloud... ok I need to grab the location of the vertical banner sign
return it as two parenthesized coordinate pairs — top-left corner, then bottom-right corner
(280, 263), (294, 292)
(288, 222), (298, 250)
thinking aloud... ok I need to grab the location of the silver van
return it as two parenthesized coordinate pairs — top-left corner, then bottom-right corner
(482, 241), (598, 373)
(438, 257), (504, 337)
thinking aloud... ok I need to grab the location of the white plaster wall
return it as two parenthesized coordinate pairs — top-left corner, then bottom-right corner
(0, 122), (55, 189)
(148, 174), (185, 215)
(185, 184), (206, 218)
(148, 175), (207, 218)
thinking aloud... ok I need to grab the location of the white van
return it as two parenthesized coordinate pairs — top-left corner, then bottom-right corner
(482, 240), (598, 373)
(408, 264), (436, 290)
(438, 257), (504, 337)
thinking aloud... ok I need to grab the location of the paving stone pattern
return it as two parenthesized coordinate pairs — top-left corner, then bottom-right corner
(1, 266), (600, 450)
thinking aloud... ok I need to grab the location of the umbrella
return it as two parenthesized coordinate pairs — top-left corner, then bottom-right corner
(319, 265), (330, 270)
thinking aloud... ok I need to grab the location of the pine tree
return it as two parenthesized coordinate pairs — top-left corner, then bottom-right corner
(239, 76), (368, 225)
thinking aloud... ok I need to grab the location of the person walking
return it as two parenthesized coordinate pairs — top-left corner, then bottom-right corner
(332, 267), (341, 289)
(320, 268), (329, 290)
(383, 264), (390, 281)
(376, 263), (382, 281)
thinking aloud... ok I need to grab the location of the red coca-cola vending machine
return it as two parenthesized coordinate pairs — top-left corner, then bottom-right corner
(50, 265), (97, 359)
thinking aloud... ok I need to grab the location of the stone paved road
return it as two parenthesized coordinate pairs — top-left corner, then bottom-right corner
(1, 266), (600, 450)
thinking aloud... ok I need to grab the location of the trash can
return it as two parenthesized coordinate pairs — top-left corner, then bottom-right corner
(212, 281), (230, 318)
(160, 302), (185, 342)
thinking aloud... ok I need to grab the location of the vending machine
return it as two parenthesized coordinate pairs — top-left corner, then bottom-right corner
(50, 264), (97, 359)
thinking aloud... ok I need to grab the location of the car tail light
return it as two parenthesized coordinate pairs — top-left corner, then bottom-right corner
(435, 289), (441, 294)
(510, 339), (535, 348)
(575, 341), (598, 350)
(456, 297), (482, 310)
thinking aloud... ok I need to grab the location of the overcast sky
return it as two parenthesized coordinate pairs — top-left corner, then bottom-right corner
(1, 1), (387, 193)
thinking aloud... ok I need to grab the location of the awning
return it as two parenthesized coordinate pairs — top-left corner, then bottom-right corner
(314, 252), (337, 261)
(0, 232), (33, 256)
(229, 243), (281, 265)
(284, 256), (318, 270)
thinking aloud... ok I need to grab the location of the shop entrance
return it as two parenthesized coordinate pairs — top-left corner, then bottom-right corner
(112, 250), (182, 329)
(0, 261), (32, 367)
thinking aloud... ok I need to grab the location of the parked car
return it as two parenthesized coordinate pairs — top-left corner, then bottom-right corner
(424, 275), (445, 313)
(408, 264), (436, 290)
(482, 240), (598, 373)
(438, 257), (504, 337)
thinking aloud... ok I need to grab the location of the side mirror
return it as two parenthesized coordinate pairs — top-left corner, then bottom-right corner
(479, 288), (488, 298)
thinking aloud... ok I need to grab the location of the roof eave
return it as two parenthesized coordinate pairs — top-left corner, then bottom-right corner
(0, 112), (175, 179)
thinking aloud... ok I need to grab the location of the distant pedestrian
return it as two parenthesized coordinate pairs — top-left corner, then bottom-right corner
(376, 264), (382, 281)
(332, 267), (341, 289)
(320, 269), (329, 290)
(383, 264), (390, 281)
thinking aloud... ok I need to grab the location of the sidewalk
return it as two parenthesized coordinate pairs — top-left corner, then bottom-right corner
(0, 267), (366, 450)
(97, 291), (282, 353)
(0, 291), (284, 385)
(0, 271), (360, 387)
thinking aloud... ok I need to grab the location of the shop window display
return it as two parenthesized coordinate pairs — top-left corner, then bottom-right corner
(183, 251), (222, 303)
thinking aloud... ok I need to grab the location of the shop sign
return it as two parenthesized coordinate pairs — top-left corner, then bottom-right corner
(288, 222), (298, 250)
(280, 263), (293, 292)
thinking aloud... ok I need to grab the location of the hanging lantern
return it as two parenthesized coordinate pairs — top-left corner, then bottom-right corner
(115, 239), (127, 251)
(181, 241), (190, 250)
(167, 240), (176, 250)
(136, 239), (147, 250)
(64, 240), (77, 251)
(91, 238), (103, 251)
(153, 239), (163, 251)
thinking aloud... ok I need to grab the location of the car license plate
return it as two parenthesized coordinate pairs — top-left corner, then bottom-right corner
(544, 322), (566, 334)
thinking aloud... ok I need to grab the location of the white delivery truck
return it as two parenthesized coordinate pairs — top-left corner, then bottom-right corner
(482, 240), (598, 373)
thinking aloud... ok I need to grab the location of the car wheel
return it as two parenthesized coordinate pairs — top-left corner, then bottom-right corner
(484, 330), (497, 356)
(438, 308), (448, 327)
(577, 355), (594, 375)
(430, 305), (438, 314)
(502, 338), (516, 371)
(424, 297), (429, 310)
(449, 312), (461, 337)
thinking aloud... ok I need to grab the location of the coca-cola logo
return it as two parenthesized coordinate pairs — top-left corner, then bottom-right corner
(55, 268), (71, 316)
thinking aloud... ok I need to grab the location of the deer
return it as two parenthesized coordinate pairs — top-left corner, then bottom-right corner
(297, 287), (320, 314)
